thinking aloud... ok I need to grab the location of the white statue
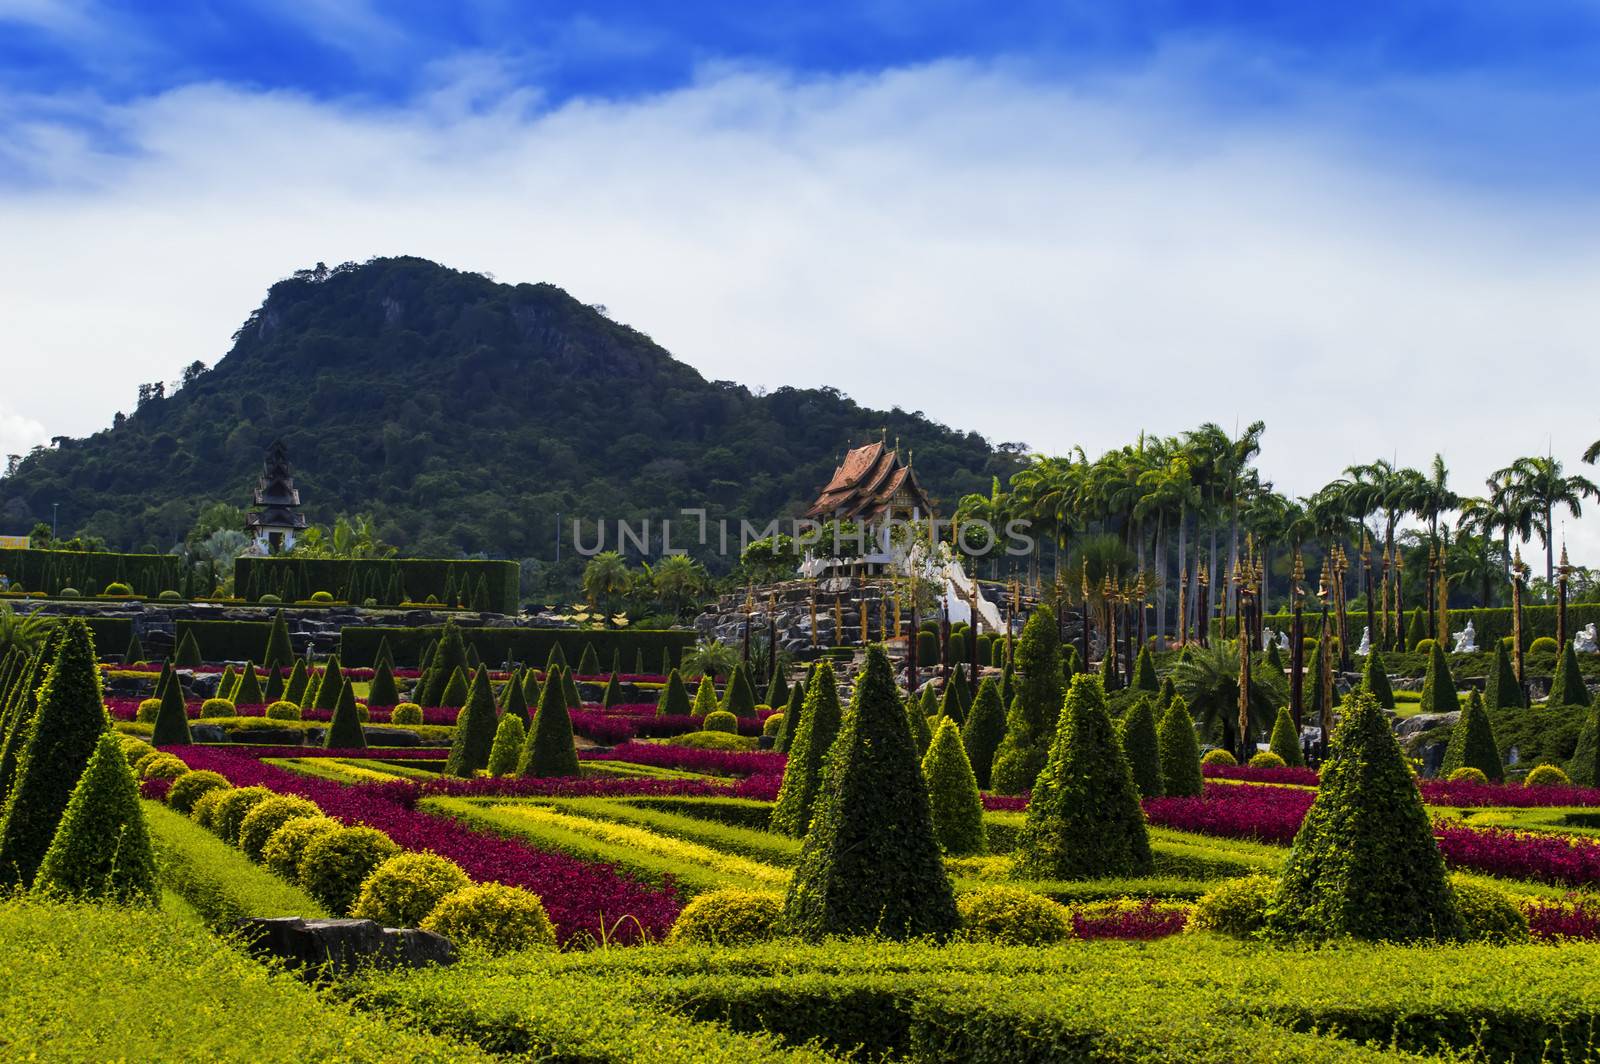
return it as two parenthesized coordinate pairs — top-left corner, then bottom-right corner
(1452, 620), (1477, 654)
(1577, 623), (1599, 654)
(1356, 627), (1371, 656)
(1276, 629), (1291, 651)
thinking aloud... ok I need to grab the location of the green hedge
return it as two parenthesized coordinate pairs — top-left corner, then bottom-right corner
(145, 801), (328, 928)
(173, 620), (273, 664)
(235, 557), (519, 614)
(339, 625), (694, 669)
(0, 547), (184, 597)
(1259, 603), (1600, 648)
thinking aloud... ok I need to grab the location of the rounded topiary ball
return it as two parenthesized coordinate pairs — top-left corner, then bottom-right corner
(357, 703), (370, 723)
(211, 785), (277, 844)
(167, 769), (230, 814)
(1525, 764), (1572, 788)
(138, 754), (190, 781)
(1450, 875), (1529, 943)
(310, 590), (334, 603)
(420, 883), (556, 954)
(1248, 751), (1286, 770)
(1416, 638), (1437, 654)
(265, 700), (302, 721)
(391, 703), (423, 726)
(118, 735), (155, 766)
(1447, 766), (1490, 785)
(1188, 876), (1274, 939)
(131, 748), (172, 776)
(667, 888), (784, 946)
(189, 787), (233, 831)
(58, 587), (80, 599)
(105, 582), (132, 596)
(136, 698), (162, 723)
(261, 816), (342, 882)
(199, 697), (235, 719)
(238, 795), (323, 862)
(1530, 637), (1559, 656)
(259, 594), (282, 605)
(298, 826), (402, 915)
(158, 589), (183, 602)
(351, 852), (471, 928)
(667, 731), (749, 751)
(1202, 749), (1238, 767)
(761, 713), (785, 738)
(955, 886), (1074, 946)
(703, 710), (739, 734)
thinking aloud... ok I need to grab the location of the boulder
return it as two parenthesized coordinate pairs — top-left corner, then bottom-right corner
(234, 917), (455, 975)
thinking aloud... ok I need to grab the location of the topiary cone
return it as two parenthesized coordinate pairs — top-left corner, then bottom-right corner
(324, 672), (367, 750)
(770, 661), (842, 837)
(922, 716), (987, 855)
(443, 668), (496, 774)
(34, 732), (157, 904)
(518, 666), (581, 778)
(1121, 696), (1163, 797)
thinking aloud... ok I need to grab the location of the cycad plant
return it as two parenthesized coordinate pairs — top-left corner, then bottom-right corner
(1171, 640), (1285, 753)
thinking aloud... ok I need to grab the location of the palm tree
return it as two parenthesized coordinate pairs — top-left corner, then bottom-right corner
(680, 639), (738, 683)
(651, 553), (708, 619)
(1170, 640), (1286, 753)
(0, 603), (50, 659)
(581, 551), (632, 615)
(1135, 445), (1197, 637)
(1496, 455), (1599, 587)
(1585, 439), (1599, 465)
(1411, 454), (1458, 547)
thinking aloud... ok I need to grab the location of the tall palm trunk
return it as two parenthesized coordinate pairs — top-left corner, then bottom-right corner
(1175, 504), (1188, 639)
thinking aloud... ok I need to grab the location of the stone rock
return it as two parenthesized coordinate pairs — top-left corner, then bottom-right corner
(190, 724), (228, 743)
(1394, 711), (1458, 737)
(356, 726), (423, 747)
(234, 917), (455, 975)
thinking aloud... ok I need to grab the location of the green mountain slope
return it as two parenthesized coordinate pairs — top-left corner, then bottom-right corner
(0, 257), (1019, 575)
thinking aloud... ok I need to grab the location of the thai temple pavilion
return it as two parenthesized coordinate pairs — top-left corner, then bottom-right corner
(244, 440), (307, 554)
(804, 439), (934, 525)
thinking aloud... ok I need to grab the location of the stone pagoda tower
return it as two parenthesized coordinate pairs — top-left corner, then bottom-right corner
(244, 440), (307, 554)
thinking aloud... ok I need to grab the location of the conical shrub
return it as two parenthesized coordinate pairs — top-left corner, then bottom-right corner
(518, 668), (581, 777)
(174, 629), (203, 668)
(660, 647), (673, 676)
(655, 669), (692, 717)
(0, 620), (109, 888)
(923, 717), (987, 855)
(373, 635), (395, 672)
(905, 692), (932, 755)
(691, 674), (718, 718)
(1550, 642), (1592, 707)
(1267, 691), (1463, 943)
(444, 668), (497, 775)
(1158, 694), (1203, 797)
(602, 671), (623, 708)
(1569, 702), (1600, 787)
(1418, 642), (1459, 714)
(961, 677), (1007, 790)
(0, 636), (59, 809)
(324, 673), (367, 750)
(1485, 640), (1525, 710)
(313, 655), (344, 711)
(783, 646), (958, 940)
(1017, 674), (1152, 879)
(722, 663), (758, 718)
(774, 680), (806, 754)
(33, 732), (157, 904)
(765, 668), (790, 711)
(546, 641), (568, 671)
(1268, 706), (1305, 767)
(123, 630), (144, 665)
(1361, 649), (1395, 709)
(1099, 649), (1122, 693)
(634, 648), (647, 675)
(284, 658), (310, 706)
(1134, 644), (1159, 692)
(1441, 690), (1502, 781)
(366, 662), (400, 707)
(990, 607), (1065, 794)
(438, 665), (469, 709)
(419, 623), (470, 706)
(1121, 696), (1163, 798)
(521, 668), (540, 705)
(233, 661), (263, 706)
(770, 662), (842, 837)
(263, 666), (284, 704)
(263, 610), (293, 669)
(1405, 607), (1428, 651)
(561, 665), (581, 709)
(919, 685), (938, 720)
(487, 713), (526, 777)
(502, 669), (531, 728)
(577, 642), (600, 676)
(938, 679), (966, 727)
(151, 661), (192, 746)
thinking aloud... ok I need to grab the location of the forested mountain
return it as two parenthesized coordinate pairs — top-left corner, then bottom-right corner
(0, 257), (1020, 583)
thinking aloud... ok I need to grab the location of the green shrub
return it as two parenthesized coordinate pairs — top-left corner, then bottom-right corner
(1248, 751), (1286, 769)
(1267, 706), (1305, 767)
(188, 787), (231, 832)
(324, 673), (367, 751)
(486, 713), (525, 777)
(105, 581), (132, 596)
(722, 663), (758, 718)
(703, 710), (739, 734)
(443, 668), (495, 775)
(136, 697), (161, 723)
(905, 694), (932, 755)
(1486, 640), (1525, 710)
(265, 700), (301, 721)
(146, 804), (330, 929)
(961, 677), (1007, 791)
(785, 646), (957, 941)
(955, 885), (1074, 946)
(1201, 749), (1237, 766)
(1120, 697), (1162, 798)
(1416, 638), (1436, 655)
(420, 883), (556, 954)
(1550, 641), (1592, 708)
(1525, 764), (1572, 787)
(211, 786), (276, 845)
(517, 668), (580, 778)
(691, 674), (718, 718)
(238, 795), (323, 862)
(310, 590), (334, 603)
(1530, 636), (1559, 656)
(764, 668), (790, 712)
(1441, 690), (1503, 781)
(773, 680), (806, 754)
(298, 826), (401, 915)
(922, 717), (987, 856)
(352, 852), (471, 928)
(761, 713), (784, 737)
(1447, 766), (1489, 784)
(33, 733), (157, 905)
(174, 629), (203, 667)
(1267, 692), (1463, 943)
(232, 662), (264, 705)
(1450, 876), (1529, 944)
(199, 697), (234, 719)
(137, 754), (189, 781)
(1158, 694), (1203, 797)
(1133, 644), (1159, 693)
(666, 730), (753, 751)
(1418, 642), (1460, 714)
(166, 770), (229, 814)
(655, 669), (693, 718)
(667, 888), (784, 946)
(770, 661), (842, 837)
(366, 662), (401, 708)
(1361, 649), (1396, 709)
(991, 607), (1065, 795)
(258, 593), (282, 604)
(56, 587), (80, 599)
(391, 703), (423, 726)
(261, 815), (341, 882)
(158, 589), (183, 602)
(1189, 876), (1274, 939)
(313, 656), (345, 712)
(150, 667), (190, 746)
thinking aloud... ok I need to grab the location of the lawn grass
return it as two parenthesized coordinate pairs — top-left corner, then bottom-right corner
(145, 800), (328, 928)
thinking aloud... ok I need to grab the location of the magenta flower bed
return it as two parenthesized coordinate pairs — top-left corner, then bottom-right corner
(164, 747), (681, 944)
(1420, 779), (1600, 809)
(981, 794), (1029, 812)
(1143, 783), (1313, 845)
(584, 742), (785, 777)
(1523, 895), (1600, 941)
(1434, 824), (1600, 888)
(1203, 763), (1320, 787)
(1073, 899), (1188, 940)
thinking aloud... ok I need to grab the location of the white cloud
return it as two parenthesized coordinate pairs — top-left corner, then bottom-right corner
(0, 406), (49, 462)
(3, 56), (1600, 560)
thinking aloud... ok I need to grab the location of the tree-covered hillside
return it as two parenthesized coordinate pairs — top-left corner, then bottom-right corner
(0, 257), (1019, 583)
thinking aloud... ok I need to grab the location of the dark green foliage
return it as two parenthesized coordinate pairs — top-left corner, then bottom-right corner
(518, 669), (581, 778)
(419, 623), (470, 708)
(263, 611), (293, 669)
(922, 717), (987, 855)
(1550, 642), (1592, 707)
(232, 661), (263, 706)
(1418, 642), (1459, 714)
(609, 647), (621, 677)
(691, 674), (717, 718)
(1133, 645), (1159, 693)
(1120, 697), (1162, 798)
(419, 640), (437, 673)
(0, 637), (57, 810)
(1485, 640), (1525, 710)
(155, 659), (175, 701)
(263, 666), (284, 704)
(284, 659), (310, 706)
(123, 629), (144, 664)
(1361, 649), (1395, 709)
(324, 674), (367, 750)
(33, 732), (157, 904)
(721, 662), (758, 718)
(1307, 637), (1331, 722)
(1158, 675), (1175, 710)
(634, 648), (647, 675)
(656, 669), (692, 718)
(373, 635), (395, 673)
(313, 655), (344, 712)
(464, 641), (481, 670)
(770, 662), (843, 837)
(784, 646), (958, 941)
(660, 648), (673, 677)
(1406, 607), (1428, 651)
(937, 679), (966, 727)
(1569, 703), (1600, 787)
(1098, 649), (1121, 693)
(764, 668), (790, 710)
(366, 661), (400, 707)
(602, 672), (623, 709)
(577, 643), (600, 677)
(1441, 690), (1503, 781)
(546, 642), (568, 671)
(236, 557), (519, 614)
(501, 669), (531, 728)
(0, 620), (109, 888)
(918, 685), (938, 721)
(905, 693), (932, 755)
(174, 630), (203, 668)
(916, 631), (938, 666)
(990, 607), (1064, 794)
(774, 680), (806, 754)
(486, 713), (525, 777)
(1267, 691), (1463, 943)
(961, 677), (1007, 790)
(1063, 643), (1081, 678)
(561, 666), (581, 709)
(1265, 640), (1284, 675)
(1158, 694), (1203, 797)
(1268, 706), (1305, 767)
(443, 669), (496, 774)
(522, 668), (540, 705)
(1017, 675), (1152, 879)
(438, 666), (469, 709)
(151, 663), (192, 746)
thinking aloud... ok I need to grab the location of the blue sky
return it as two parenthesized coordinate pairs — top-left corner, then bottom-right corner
(3, 1), (1600, 553)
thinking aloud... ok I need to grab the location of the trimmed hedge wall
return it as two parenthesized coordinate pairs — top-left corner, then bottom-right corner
(338, 626), (695, 669)
(174, 621), (273, 664)
(1258, 604), (1600, 647)
(0, 547), (183, 597)
(235, 558), (519, 614)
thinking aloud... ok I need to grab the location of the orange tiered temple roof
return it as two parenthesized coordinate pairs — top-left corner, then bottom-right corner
(804, 441), (933, 521)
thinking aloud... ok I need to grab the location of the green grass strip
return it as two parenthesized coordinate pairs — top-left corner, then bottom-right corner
(145, 800), (328, 928)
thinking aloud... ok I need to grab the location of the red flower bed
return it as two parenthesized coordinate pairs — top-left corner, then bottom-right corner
(584, 742), (785, 778)
(1143, 783), (1313, 845)
(1523, 895), (1600, 941)
(1420, 779), (1600, 809)
(1434, 824), (1600, 888)
(1203, 763), (1320, 787)
(1072, 899), (1188, 940)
